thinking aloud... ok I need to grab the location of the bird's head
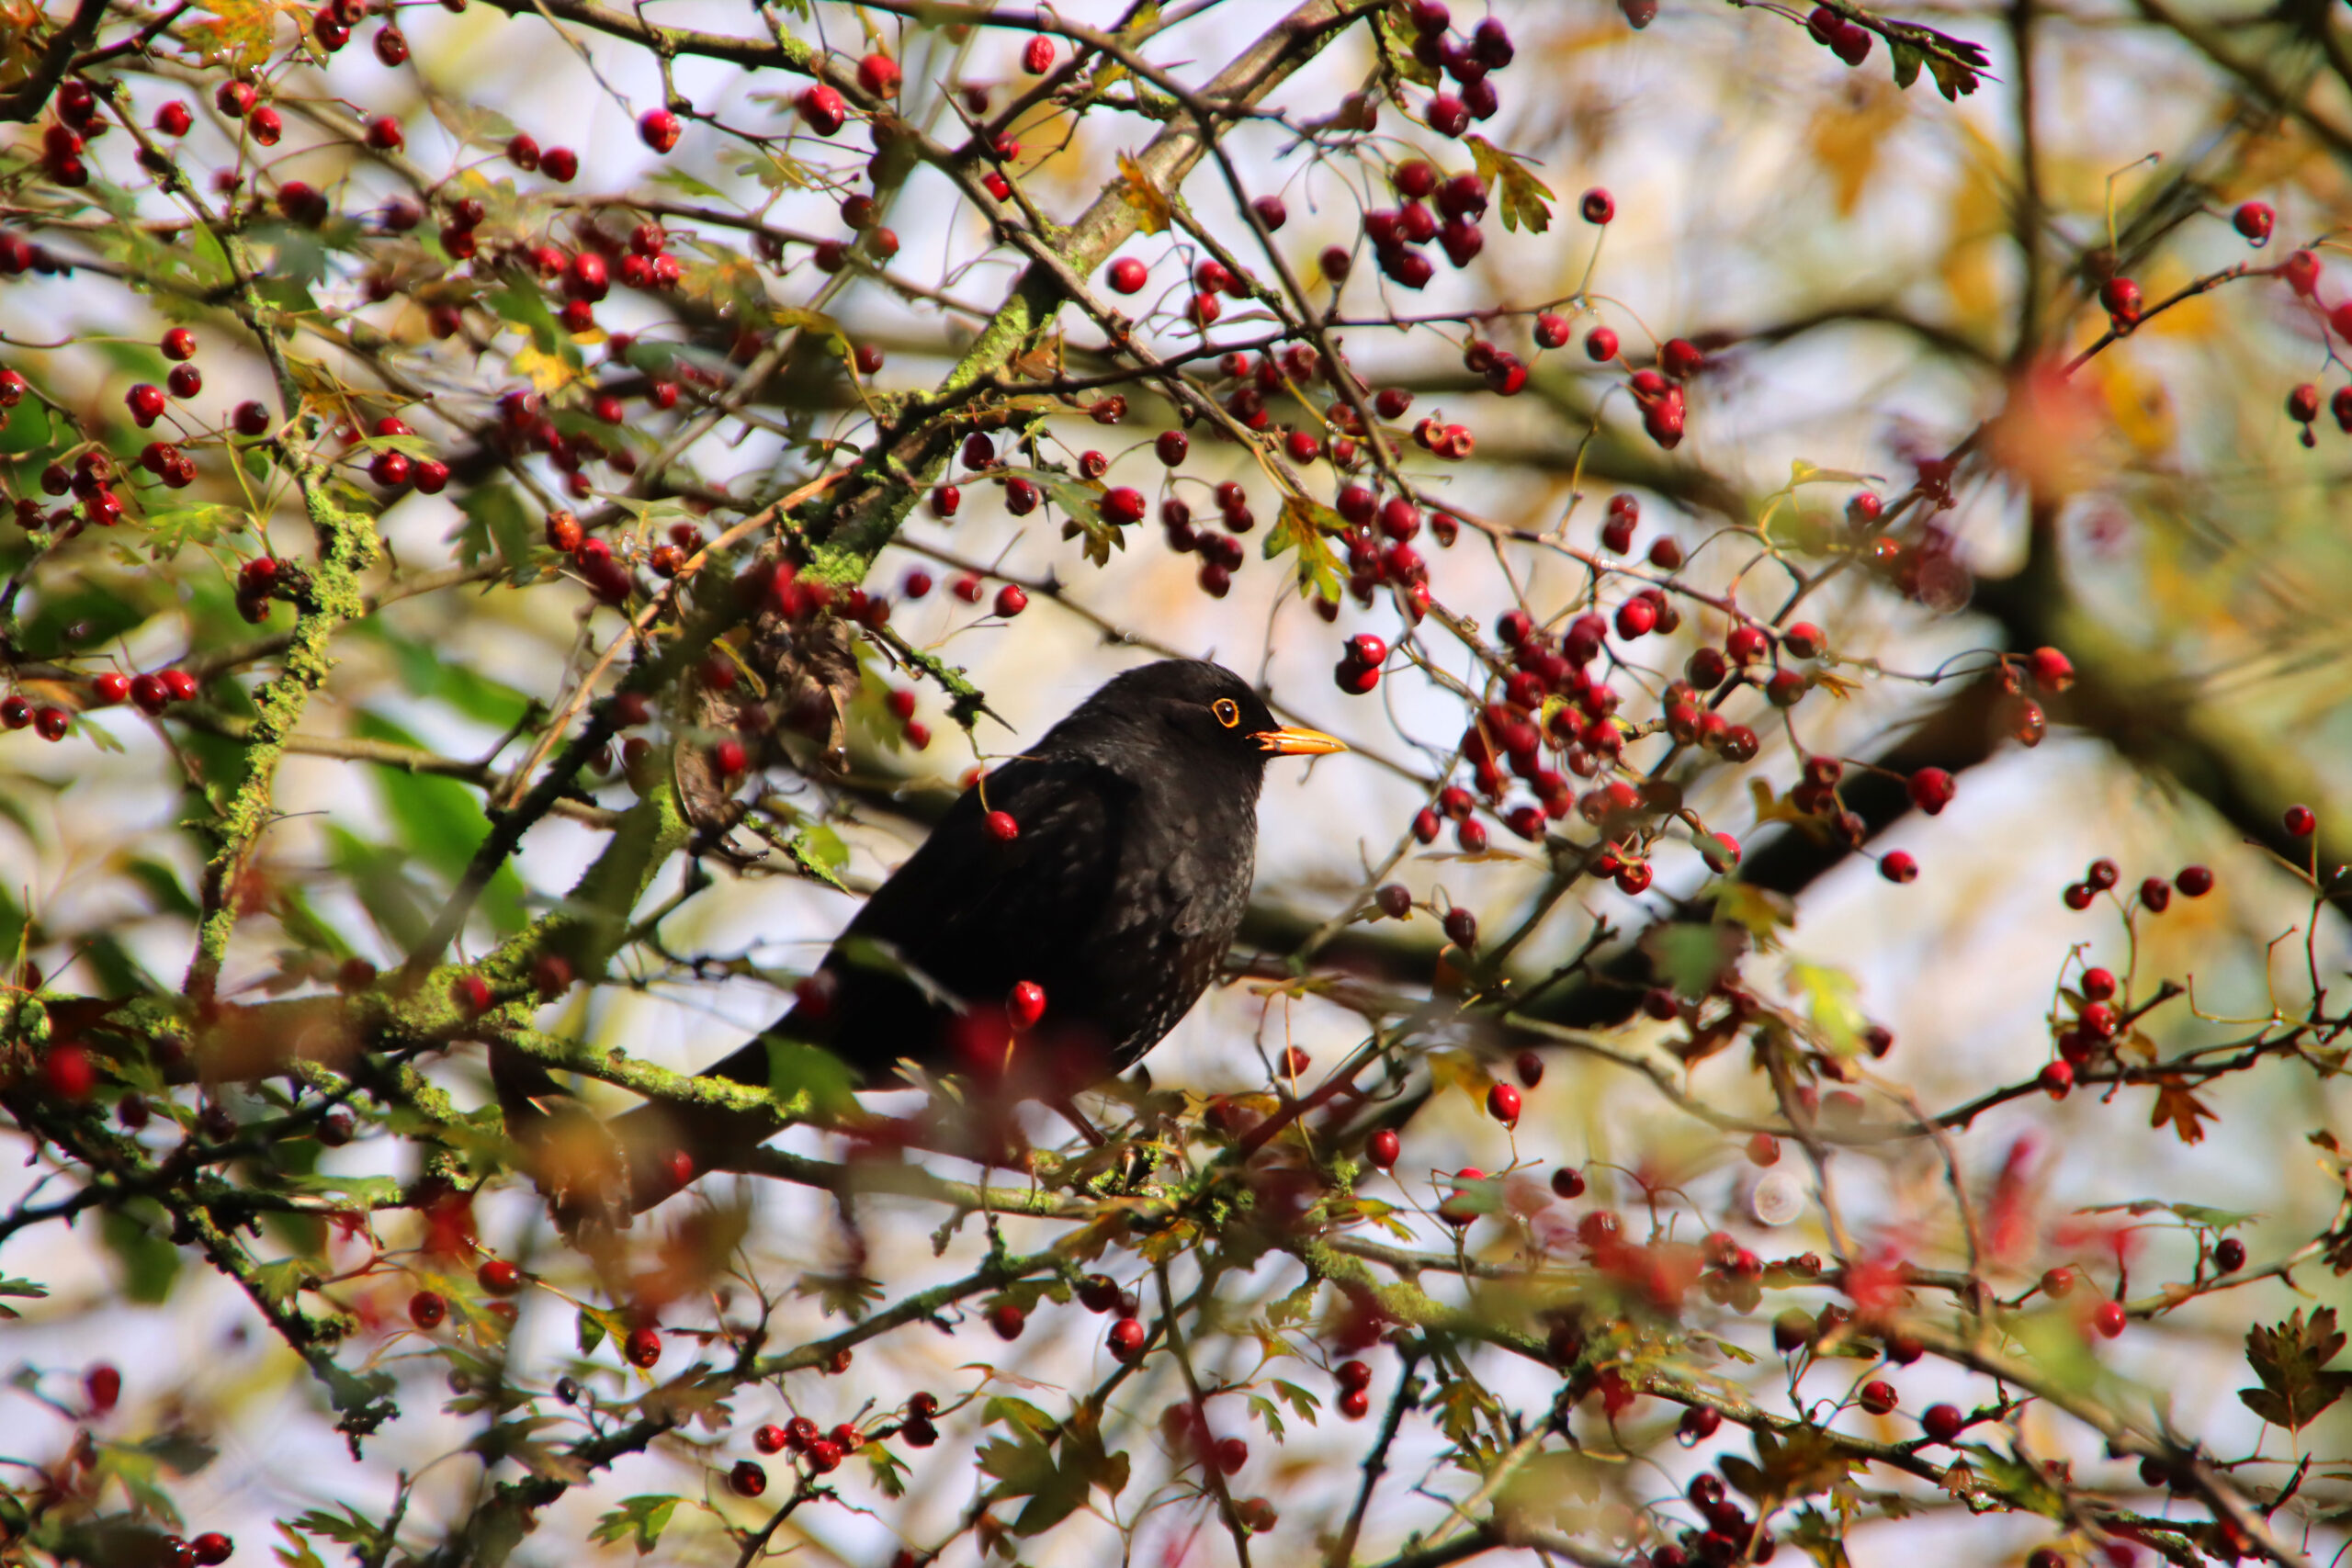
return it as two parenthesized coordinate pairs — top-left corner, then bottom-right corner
(1061, 660), (1346, 771)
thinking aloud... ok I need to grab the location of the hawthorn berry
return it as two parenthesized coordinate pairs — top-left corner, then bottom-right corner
(1880, 851), (1918, 885)
(2038, 1060), (2074, 1099)
(2091, 1300), (2127, 1338)
(409, 1291), (447, 1330)
(1859, 1381), (1898, 1416)
(2233, 200), (2274, 243)
(805, 1439), (842, 1473)
(988, 1302), (1026, 1340)
(796, 83), (847, 135)
(1486, 1081), (1521, 1125)
(2285, 804), (2316, 835)
(994, 584), (1028, 617)
(2175, 863), (2214, 897)
(2214, 1236), (2246, 1272)
(856, 52), (900, 96)
(1367, 1128), (1400, 1169)
(190, 1534), (232, 1566)
(638, 107), (681, 152)
(729, 1461), (766, 1497)
(624, 1324), (662, 1368)
(1906, 767), (1955, 815)
(1921, 1404), (1965, 1443)
(1442, 907), (1477, 948)
(1580, 187), (1614, 224)
(1107, 1315), (1146, 1361)
(1006, 979), (1046, 1030)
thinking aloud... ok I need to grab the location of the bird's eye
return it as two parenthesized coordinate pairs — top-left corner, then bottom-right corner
(1211, 698), (1240, 728)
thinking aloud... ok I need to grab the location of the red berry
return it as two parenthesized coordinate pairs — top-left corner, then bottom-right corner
(2098, 276), (2142, 323)
(2285, 804), (2315, 836)
(857, 52), (901, 96)
(1580, 187), (1614, 224)
(85, 1363), (121, 1411)
(189, 1534), (231, 1566)
(1251, 195), (1287, 231)
(1368, 1128), (1400, 1169)
(2233, 200), (2274, 243)
(1022, 34), (1055, 73)
(2214, 1236), (2246, 1272)
(1486, 1081), (1521, 1125)
(1006, 979), (1046, 1030)
(409, 1291), (447, 1330)
(2091, 1300), (2127, 1338)
(729, 1460), (766, 1497)
(638, 107), (681, 153)
(754, 1424), (787, 1453)
(1107, 1315), (1146, 1360)
(989, 1302), (1026, 1340)
(796, 83), (847, 135)
(2028, 646), (2075, 693)
(983, 809), (1019, 842)
(1551, 1166), (1587, 1198)
(1921, 1404), (1964, 1443)
(1214, 1436), (1248, 1474)
(127, 383), (166, 426)
(1585, 326), (1619, 361)
(1747, 1133), (1781, 1167)
(1906, 767), (1955, 815)
(1514, 1050), (1544, 1089)
(805, 1438), (842, 1473)
(154, 100), (193, 136)
(161, 326), (197, 361)
(477, 1258), (522, 1295)
(1879, 851), (1918, 885)
(2175, 864), (2214, 897)
(1339, 1389), (1370, 1419)
(1859, 1381), (1898, 1416)
(993, 584), (1028, 617)
(2038, 1060), (2074, 1099)
(541, 146), (578, 182)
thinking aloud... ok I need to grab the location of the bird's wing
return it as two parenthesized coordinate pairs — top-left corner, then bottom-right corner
(693, 754), (1132, 1088)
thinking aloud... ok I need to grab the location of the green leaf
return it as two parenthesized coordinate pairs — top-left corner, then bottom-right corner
(1374, 2), (1440, 85)
(274, 1519), (329, 1568)
(649, 166), (729, 201)
(488, 284), (567, 357)
(786, 821), (851, 891)
(793, 1269), (885, 1322)
(1786, 960), (1867, 1057)
(1644, 921), (1741, 998)
(765, 1039), (861, 1122)
(1463, 136), (1555, 234)
(350, 710), (527, 935)
(454, 481), (538, 572)
(1889, 39), (1924, 87)
(100, 1208), (181, 1304)
(1264, 493), (1346, 602)
(2241, 1308), (2352, 1431)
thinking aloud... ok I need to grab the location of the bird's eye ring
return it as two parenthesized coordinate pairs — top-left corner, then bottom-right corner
(1211, 698), (1240, 728)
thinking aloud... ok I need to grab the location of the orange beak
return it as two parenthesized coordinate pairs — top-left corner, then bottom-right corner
(1253, 724), (1349, 757)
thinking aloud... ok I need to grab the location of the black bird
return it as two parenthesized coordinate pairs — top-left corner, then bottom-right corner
(616, 658), (1344, 1211)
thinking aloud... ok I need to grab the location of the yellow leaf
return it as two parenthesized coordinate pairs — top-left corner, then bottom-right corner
(1424, 1047), (1495, 1105)
(1811, 671), (1863, 700)
(1805, 78), (1907, 216)
(511, 344), (578, 395)
(1115, 152), (1171, 234)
